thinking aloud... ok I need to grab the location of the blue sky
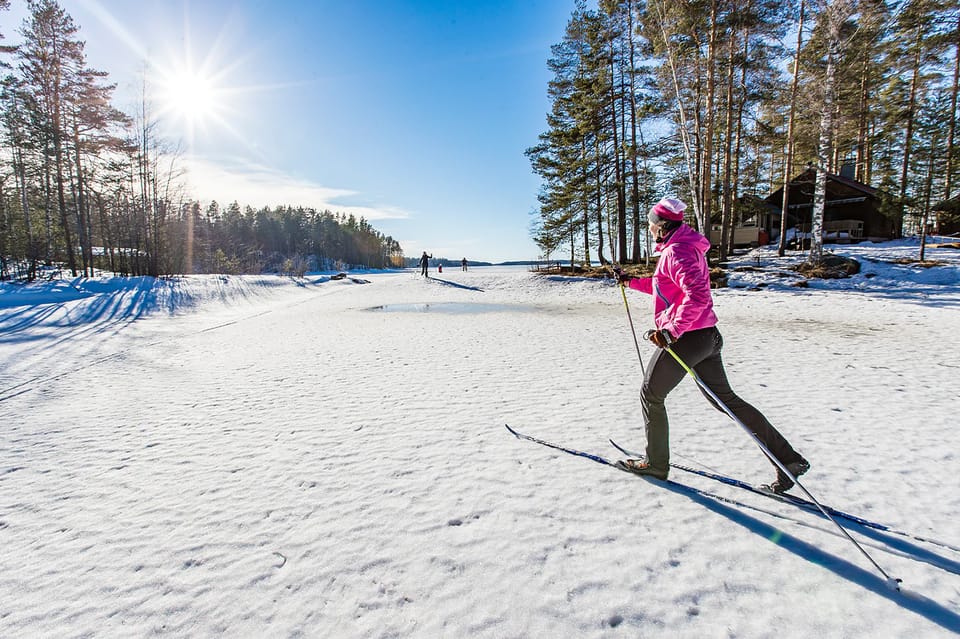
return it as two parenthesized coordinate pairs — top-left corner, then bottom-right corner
(1, 0), (579, 263)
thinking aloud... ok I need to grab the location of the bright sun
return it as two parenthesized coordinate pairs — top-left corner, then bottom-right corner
(159, 68), (221, 125)
(146, 26), (268, 151)
(151, 60), (246, 149)
(164, 70), (218, 121)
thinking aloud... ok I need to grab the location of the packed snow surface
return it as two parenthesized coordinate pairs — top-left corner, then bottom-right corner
(1, 239), (959, 637)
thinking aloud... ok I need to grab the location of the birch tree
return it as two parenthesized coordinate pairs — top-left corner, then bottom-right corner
(808, 0), (857, 262)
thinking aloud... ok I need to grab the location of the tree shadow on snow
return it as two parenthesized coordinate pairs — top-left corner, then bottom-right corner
(843, 286), (960, 309)
(0, 278), (170, 344)
(742, 282), (960, 310)
(654, 479), (960, 633)
(425, 276), (484, 292)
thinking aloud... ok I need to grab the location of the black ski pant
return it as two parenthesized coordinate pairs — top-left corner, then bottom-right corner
(640, 326), (803, 476)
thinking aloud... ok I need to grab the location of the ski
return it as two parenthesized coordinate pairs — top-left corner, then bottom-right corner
(608, 438), (960, 554)
(505, 423), (619, 468)
(504, 424), (785, 515)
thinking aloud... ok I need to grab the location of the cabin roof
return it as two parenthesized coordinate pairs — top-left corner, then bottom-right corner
(765, 167), (879, 205)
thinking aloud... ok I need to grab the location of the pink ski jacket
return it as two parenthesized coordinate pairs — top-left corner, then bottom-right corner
(627, 224), (718, 339)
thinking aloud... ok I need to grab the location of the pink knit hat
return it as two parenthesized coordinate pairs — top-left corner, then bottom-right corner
(649, 197), (687, 222)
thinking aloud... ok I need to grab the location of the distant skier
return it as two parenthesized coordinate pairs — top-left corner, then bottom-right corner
(461, 258), (468, 271)
(615, 196), (809, 493)
(419, 251), (431, 277)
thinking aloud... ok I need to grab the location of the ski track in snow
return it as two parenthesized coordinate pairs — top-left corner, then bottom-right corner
(1, 242), (959, 638)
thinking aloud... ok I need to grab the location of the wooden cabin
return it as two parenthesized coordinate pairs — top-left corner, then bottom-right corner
(764, 168), (896, 245)
(932, 195), (960, 235)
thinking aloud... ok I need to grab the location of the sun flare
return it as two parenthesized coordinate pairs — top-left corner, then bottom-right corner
(140, 13), (292, 153)
(163, 70), (219, 122)
(156, 65), (224, 128)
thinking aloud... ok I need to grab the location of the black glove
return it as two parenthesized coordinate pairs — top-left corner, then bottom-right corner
(644, 328), (675, 349)
(612, 266), (631, 285)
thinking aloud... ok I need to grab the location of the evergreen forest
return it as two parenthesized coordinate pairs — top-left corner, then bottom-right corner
(527, 0), (960, 265)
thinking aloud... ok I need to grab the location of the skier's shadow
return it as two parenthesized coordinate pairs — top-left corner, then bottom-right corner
(655, 479), (960, 633)
(851, 518), (960, 576)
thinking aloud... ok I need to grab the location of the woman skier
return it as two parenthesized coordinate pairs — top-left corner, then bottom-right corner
(616, 196), (810, 493)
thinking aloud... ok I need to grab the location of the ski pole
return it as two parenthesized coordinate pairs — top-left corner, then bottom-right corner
(614, 266), (645, 376)
(655, 336), (902, 591)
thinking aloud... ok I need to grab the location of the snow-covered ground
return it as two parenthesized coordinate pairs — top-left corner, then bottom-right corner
(1, 238), (959, 638)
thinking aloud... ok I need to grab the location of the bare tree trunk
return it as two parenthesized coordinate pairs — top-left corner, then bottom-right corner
(920, 133), (937, 261)
(945, 16), (960, 202)
(700, 0), (719, 237)
(14, 145), (32, 247)
(53, 86), (78, 275)
(779, 0), (805, 257)
(8, 91), (35, 264)
(94, 191), (115, 273)
(897, 24), (924, 239)
(609, 50), (626, 262)
(581, 138), (592, 266)
(594, 136), (607, 265)
(728, 22), (751, 258)
(0, 179), (6, 280)
(855, 56), (869, 182)
(811, 1), (848, 262)
(43, 155), (53, 266)
(71, 119), (94, 277)
(719, 31), (737, 260)
(626, 0), (642, 262)
(811, 118), (829, 262)
(136, 83), (159, 277)
(651, 0), (703, 225)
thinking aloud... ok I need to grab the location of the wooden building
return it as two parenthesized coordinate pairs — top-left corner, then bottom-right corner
(932, 195), (960, 235)
(764, 168), (897, 245)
